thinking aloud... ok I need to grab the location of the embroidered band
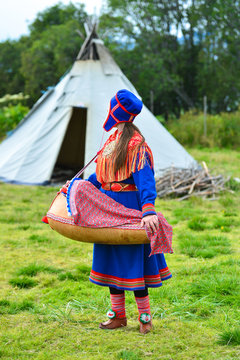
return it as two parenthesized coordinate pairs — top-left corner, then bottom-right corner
(102, 182), (137, 192)
(107, 309), (116, 319)
(139, 313), (151, 324)
(142, 203), (156, 216)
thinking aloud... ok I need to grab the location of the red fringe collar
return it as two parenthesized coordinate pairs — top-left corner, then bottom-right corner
(96, 130), (154, 183)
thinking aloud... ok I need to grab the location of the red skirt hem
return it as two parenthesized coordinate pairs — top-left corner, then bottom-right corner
(89, 268), (172, 290)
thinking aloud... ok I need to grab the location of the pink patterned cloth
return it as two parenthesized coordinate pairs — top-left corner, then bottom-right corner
(68, 180), (173, 256)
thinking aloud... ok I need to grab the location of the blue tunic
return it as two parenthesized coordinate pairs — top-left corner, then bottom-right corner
(87, 159), (172, 291)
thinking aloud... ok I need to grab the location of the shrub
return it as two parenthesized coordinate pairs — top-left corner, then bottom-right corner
(0, 104), (29, 139)
(0, 93), (29, 140)
(166, 109), (240, 148)
(226, 178), (240, 191)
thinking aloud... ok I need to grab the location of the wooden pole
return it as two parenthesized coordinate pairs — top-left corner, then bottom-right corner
(150, 90), (154, 114)
(203, 95), (207, 137)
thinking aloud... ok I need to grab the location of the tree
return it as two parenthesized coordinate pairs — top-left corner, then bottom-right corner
(1, 0), (239, 115)
(21, 20), (86, 102)
(99, 0), (190, 117)
(99, 0), (240, 115)
(194, 0), (240, 111)
(29, 2), (87, 37)
(20, 3), (87, 103)
(0, 39), (27, 97)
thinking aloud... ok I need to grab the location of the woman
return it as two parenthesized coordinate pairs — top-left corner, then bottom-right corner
(87, 89), (172, 334)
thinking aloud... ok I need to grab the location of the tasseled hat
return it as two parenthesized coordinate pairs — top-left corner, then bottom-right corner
(103, 89), (143, 132)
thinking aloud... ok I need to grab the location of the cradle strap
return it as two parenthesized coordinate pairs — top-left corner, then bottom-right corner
(73, 152), (100, 179)
(72, 130), (105, 180)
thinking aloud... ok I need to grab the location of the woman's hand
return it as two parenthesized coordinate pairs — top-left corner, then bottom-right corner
(141, 214), (159, 234)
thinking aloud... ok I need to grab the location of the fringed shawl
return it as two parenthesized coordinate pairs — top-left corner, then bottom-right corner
(96, 130), (154, 183)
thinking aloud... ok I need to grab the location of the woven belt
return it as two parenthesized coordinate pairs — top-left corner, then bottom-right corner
(102, 182), (137, 192)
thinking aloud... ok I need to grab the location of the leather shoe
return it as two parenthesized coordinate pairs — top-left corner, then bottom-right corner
(99, 317), (127, 330)
(139, 320), (153, 334)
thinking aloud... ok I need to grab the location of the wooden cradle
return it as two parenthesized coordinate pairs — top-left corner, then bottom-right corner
(47, 192), (149, 245)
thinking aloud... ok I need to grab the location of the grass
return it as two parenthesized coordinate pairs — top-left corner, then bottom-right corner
(9, 276), (39, 289)
(178, 233), (231, 258)
(0, 299), (35, 314)
(217, 328), (240, 346)
(117, 350), (143, 359)
(189, 275), (239, 306)
(0, 148), (239, 359)
(15, 263), (63, 277)
(187, 147), (240, 177)
(188, 216), (208, 231)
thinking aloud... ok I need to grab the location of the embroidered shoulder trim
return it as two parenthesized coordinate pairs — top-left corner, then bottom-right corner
(96, 131), (154, 183)
(128, 132), (143, 149)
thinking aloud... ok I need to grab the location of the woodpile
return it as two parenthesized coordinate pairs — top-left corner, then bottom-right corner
(155, 162), (231, 200)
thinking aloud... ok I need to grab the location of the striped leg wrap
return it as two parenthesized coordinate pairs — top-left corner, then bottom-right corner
(110, 293), (126, 318)
(135, 295), (151, 322)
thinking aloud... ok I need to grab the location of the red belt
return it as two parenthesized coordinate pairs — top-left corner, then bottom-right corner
(102, 182), (137, 192)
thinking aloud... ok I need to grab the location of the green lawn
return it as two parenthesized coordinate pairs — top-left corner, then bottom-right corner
(0, 148), (239, 360)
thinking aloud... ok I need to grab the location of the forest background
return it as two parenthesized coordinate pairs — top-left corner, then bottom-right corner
(0, 2), (240, 359)
(0, 0), (239, 148)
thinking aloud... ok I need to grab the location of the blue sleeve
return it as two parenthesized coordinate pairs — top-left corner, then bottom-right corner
(132, 159), (157, 218)
(87, 173), (102, 189)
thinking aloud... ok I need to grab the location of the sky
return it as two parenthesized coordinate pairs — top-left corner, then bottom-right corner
(0, 0), (104, 42)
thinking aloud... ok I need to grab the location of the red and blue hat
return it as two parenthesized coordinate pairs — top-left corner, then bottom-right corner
(103, 89), (143, 132)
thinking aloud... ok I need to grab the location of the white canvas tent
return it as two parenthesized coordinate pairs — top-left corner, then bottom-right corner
(0, 27), (197, 185)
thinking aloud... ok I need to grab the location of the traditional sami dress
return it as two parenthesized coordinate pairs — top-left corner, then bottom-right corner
(88, 130), (172, 291)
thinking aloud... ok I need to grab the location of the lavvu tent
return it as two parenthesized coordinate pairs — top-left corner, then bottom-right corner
(0, 26), (197, 185)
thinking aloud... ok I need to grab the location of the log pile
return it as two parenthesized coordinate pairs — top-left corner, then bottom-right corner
(155, 162), (231, 200)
